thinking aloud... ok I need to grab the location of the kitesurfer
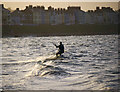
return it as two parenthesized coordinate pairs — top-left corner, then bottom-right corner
(54, 42), (64, 57)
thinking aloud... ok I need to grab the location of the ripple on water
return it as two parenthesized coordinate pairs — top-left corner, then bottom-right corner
(2, 35), (119, 90)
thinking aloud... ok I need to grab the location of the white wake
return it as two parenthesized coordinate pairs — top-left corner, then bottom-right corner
(2, 55), (57, 65)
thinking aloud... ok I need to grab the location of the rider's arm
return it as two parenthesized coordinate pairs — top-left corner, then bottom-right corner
(54, 44), (59, 48)
(56, 45), (59, 48)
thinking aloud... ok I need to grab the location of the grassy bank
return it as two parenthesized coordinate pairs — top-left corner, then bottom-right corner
(2, 24), (119, 37)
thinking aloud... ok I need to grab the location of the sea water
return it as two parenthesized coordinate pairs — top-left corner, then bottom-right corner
(1, 35), (120, 90)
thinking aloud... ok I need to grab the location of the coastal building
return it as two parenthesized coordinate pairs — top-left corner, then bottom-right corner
(67, 6), (81, 24)
(118, 9), (120, 24)
(85, 12), (91, 24)
(33, 6), (42, 25)
(64, 11), (70, 25)
(86, 10), (95, 24)
(55, 12), (59, 25)
(100, 7), (117, 24)
(78, 10), (85, 24)
(69, 13), (75, 25)
(50, 10), (56, 25)
(1, 4), (118, 25)
(57, 9), (63, 24)
(40, 6), (45, 24)
(23, 5), (33, 25)
(45, 10), (50, 24)
(1, 4), (11, 25)
(48, 6), (54, 25)
(61, 9), (65, 24)
(11, 8), (21, 25)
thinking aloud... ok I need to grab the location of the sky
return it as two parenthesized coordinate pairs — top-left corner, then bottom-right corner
(0, 0), (120, 2)
(0, 1), (120, 11)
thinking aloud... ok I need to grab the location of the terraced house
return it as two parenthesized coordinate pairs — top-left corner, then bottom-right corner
(1, 4), (119, 25)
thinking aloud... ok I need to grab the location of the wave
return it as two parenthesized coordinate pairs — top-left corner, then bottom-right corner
(25, 55), (70, 77)
(2, 55), (57, 65)
(2, 54), (70, 77)
(26, 62), (70, 77)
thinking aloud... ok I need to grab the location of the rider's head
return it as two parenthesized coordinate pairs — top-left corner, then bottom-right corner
(60, 42), (62, 44)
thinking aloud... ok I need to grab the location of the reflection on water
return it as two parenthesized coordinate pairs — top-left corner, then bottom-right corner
(2, 35), (119, 90)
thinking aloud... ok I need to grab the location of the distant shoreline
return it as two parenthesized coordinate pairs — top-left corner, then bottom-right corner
(2, 24), (119, 37)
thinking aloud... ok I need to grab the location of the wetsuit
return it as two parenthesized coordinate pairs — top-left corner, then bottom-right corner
(55, 44), (64, 56)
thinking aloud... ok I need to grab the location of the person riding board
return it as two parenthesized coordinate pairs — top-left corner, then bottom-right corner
(54, 42), (64, 57)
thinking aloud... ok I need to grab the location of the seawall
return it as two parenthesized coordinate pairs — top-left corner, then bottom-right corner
(2, 24), (119, 37)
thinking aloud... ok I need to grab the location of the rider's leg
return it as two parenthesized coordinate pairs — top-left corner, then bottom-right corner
(56, 51), (61, 57)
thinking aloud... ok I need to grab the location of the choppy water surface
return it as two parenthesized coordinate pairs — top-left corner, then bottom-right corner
(2, 35), (119, 90)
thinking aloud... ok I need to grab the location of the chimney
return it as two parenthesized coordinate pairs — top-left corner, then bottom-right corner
(96, 7), (100, 10)
(58, 8), (60, 11)
(37, 6), (40, 9)
(48, 6), (52, 10)
(33, 6), (37, 9)
(41, 6), (45, 10)
(88, 10), (91, 12)
(67, 6), (70, 10)
(26, 6), (28, 9)
(1, 4), (4, 8)
(102, 7), (105, 10)
(16, 8), (19, 11)
(29, 5), (33, 8)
